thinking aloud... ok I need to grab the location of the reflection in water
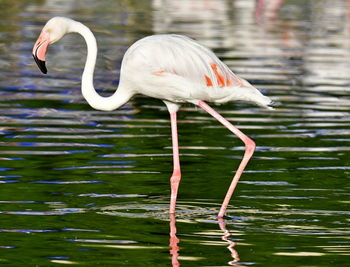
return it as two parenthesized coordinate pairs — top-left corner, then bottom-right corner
(169, 214), (180, 267)
(218, 218), (240, 266)
(153, 0), (231, 44)
(169, 214), (241, 266)
(255, 0), (285, 21)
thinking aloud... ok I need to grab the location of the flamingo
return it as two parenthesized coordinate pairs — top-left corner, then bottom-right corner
(32, 17), (273, 218)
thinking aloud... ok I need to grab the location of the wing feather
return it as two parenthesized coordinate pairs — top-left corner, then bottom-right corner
(122, 34), (272, 107)
(124, 34), (242, 90)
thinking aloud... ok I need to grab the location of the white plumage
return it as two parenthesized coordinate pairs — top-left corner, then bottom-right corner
(122, 34), (272, 107)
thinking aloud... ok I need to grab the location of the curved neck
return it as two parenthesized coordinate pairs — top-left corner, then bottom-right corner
(69, 21), (132, 111)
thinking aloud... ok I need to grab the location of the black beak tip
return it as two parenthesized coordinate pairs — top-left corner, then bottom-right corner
(32, 54), (47, 74)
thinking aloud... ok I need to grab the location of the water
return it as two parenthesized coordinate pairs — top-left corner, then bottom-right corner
(0, 0), (349, 266)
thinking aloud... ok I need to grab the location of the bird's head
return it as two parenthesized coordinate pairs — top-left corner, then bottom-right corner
(32, 17), (74, 74)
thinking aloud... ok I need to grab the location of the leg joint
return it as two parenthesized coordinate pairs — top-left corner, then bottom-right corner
(244, 137), (256, 154)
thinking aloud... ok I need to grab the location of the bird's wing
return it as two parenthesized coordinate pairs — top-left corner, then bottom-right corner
(123, 35), (272, 107)
(126, 34), (244, 89)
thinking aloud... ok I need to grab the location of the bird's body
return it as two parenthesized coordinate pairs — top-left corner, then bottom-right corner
(121, 34), (271, 108)
(33, 17), (273, 217)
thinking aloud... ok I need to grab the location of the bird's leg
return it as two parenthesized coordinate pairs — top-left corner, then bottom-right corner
(169, 111), (181, 214)
(197, 101), (256, 217)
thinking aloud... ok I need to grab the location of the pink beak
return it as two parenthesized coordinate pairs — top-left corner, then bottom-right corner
(32, 31), (50, 74)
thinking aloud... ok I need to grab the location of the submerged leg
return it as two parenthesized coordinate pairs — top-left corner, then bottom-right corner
(197, 100), (256, 217)
(169, 111), (181, 214)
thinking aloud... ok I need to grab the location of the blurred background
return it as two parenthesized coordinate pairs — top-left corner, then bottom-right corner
(0, 0), (349, 266)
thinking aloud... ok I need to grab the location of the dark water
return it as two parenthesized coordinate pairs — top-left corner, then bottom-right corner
(1, 0), (350, 266)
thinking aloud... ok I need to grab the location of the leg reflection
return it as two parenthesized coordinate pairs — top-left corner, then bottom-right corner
(169, 213), (180, 267)
(218, 217), (241, 265)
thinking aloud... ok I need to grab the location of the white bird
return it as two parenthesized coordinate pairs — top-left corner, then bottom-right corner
(32, 17), (273, 218)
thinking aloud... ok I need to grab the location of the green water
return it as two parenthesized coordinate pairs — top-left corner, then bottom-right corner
(0, 0), (349, 266)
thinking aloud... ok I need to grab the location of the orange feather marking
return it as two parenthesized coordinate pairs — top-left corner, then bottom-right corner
(211, 64), (225, 87)
(204, 64), (232, 87)
(205, 75), (213, 86)
(153, 71), (166, 76)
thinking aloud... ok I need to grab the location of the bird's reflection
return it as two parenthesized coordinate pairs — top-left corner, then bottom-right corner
(169, 214), (241, 266)
(218, 217), (241, 266)
(169, 213), (180, 267)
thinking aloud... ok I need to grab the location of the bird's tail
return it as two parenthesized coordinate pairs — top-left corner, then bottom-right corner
(252, 89), (274, 110)
(233, 78), (274, 110)
(240, 78), (273, 110)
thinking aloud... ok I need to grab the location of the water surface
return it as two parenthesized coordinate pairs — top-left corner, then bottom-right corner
(0, 0), (349, 266)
